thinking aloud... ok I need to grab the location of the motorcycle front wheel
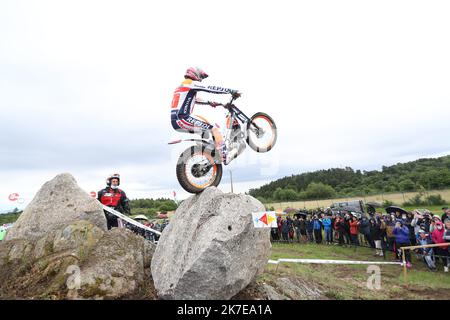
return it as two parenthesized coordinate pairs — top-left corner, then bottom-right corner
(246, 112), (277, 152)
(176, 146), (223, 194)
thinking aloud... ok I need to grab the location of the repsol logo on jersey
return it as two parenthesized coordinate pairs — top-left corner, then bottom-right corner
(185, 116), (211, 130)
(185, 96), (193, 106)
(207, 86), (233, 93)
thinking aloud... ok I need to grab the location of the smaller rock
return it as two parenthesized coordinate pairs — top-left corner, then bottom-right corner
(6, 173), (107, 241)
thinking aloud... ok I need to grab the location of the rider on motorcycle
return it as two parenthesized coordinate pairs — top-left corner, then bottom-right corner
(171, 67), (241, 164)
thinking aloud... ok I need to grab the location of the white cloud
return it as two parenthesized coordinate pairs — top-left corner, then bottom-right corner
(1, 0), (450, 210)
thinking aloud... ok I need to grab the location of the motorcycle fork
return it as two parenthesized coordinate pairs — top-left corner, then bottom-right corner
(225, 112), (237, 147)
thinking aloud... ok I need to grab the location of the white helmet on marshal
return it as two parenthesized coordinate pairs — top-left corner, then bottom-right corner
(106, 173), (120, 186)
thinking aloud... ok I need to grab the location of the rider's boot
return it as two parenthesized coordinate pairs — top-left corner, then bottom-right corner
(225, 145), (239, 164)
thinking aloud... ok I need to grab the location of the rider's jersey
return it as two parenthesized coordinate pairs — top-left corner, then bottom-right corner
(171, 79), (237, 116)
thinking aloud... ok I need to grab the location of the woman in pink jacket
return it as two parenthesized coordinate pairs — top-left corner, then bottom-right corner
(431, 219), (449, 272)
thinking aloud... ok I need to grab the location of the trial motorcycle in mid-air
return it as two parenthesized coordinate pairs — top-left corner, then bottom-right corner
(169, 96), (277, 193)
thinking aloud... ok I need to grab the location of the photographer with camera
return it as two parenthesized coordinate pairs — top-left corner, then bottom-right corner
(411, 210), (432, 234)
(415, 229), (437, 271)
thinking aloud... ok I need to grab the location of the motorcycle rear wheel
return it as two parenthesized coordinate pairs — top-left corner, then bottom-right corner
(176, 146), (223, 194)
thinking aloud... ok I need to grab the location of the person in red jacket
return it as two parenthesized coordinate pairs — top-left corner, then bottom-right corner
(349, 214), (361, 247)
(431, 219), (449, 272)
(98, 173), (131, 230)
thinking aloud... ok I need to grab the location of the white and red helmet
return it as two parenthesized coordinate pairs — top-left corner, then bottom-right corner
(185, 67), (208, 81)
(106, 173), (120, 186)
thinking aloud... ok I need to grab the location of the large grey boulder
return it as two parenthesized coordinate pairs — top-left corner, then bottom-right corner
(5, 173), (107, 241)
(151, 187), (271, 300)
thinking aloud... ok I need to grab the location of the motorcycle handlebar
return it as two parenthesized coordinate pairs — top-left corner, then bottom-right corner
(198, 95), (239, 109)
(216, 96), (237, 109)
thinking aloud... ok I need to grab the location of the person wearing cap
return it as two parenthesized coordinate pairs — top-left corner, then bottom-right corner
(415, 229), (436, 271)
(429, 215), (442, 233)
(98, 173), (131, 230)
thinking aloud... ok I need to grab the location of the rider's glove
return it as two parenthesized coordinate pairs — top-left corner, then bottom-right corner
(231, 91), (241, 99)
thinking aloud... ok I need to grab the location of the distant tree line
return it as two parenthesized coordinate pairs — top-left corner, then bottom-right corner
(0, 209), (22, 224)
(129, 198), (178, 217)
(0, 198), (178, 225)
(249, 155), (450, 203)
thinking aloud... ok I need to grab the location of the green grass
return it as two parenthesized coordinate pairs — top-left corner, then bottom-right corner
(259, 242), (450, 300)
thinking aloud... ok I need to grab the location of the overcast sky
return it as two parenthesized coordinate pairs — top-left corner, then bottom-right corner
(1, 0), (450, 211)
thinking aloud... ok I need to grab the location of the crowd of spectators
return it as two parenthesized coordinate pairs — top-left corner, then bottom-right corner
(271, 207), (450, 272)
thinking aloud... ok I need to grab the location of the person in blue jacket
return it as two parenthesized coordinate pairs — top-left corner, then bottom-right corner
(322, 215), (333, 245)
(393, 220), (412, 268)
(313, 215), (323, 244)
